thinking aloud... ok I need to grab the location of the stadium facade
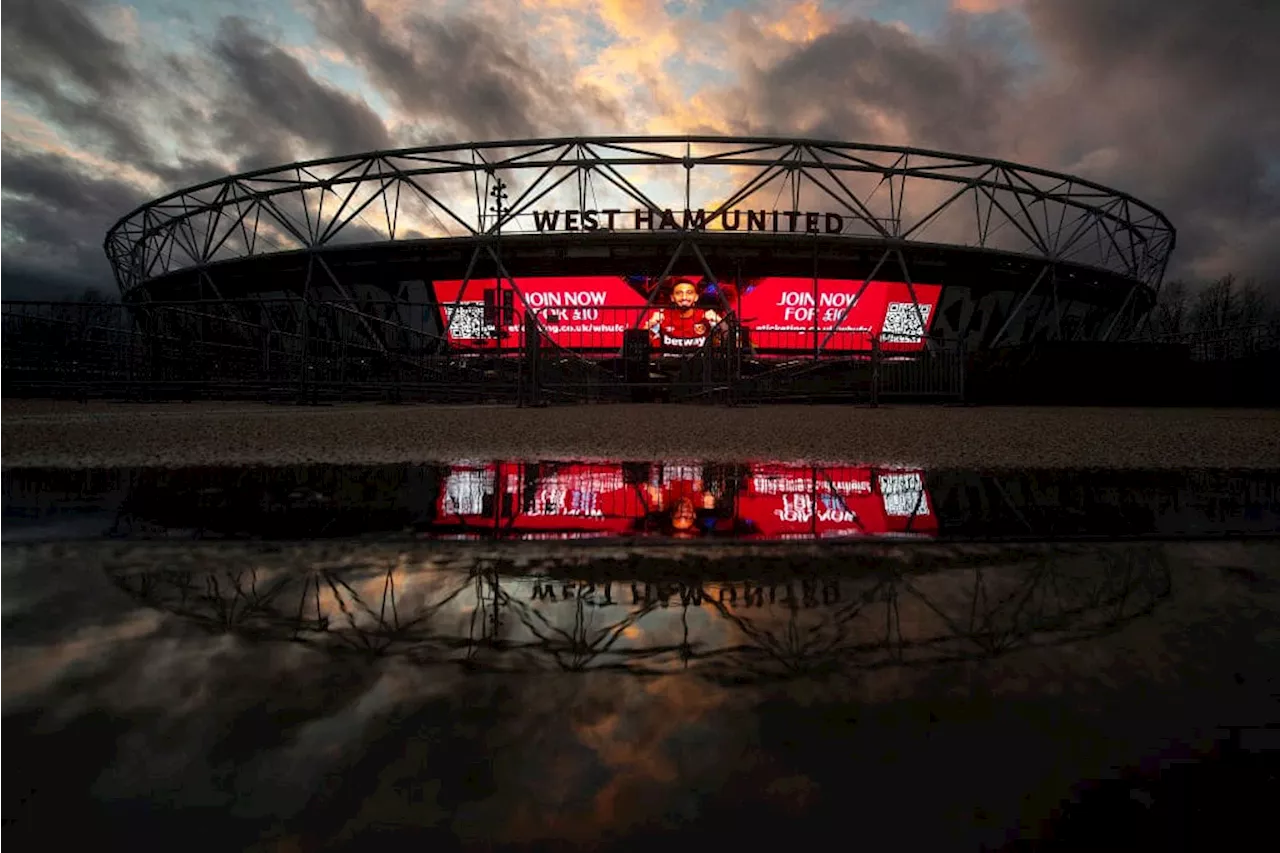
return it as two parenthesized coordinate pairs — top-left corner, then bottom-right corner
(88, 137), (1176, 400)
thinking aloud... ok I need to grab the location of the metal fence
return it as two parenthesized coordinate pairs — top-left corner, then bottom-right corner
(2, 300), (966, 405)
(1148, 323), (1280, 362)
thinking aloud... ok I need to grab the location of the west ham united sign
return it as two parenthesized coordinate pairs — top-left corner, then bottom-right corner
(529, 208), (849, 234)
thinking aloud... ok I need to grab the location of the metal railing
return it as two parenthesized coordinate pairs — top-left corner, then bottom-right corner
(2, 300), (966, 404)
(1147, 323), (1280, 362)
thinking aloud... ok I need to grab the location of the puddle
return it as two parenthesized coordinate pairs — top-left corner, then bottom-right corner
(4, 533), (1277, 851)
(4, 457), (1277, 847)
(4, 461), (1278, 543)
(3, 460), (1278, 850)
(86, 539), (1174, 678)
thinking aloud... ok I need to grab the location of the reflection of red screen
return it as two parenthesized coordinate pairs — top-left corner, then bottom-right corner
(738, 465), (936, 538)
(434, 276), (643, 350)
(738, 278), (941, 353)
(433, 462), (935, 540)
(437, 462), (641, 536)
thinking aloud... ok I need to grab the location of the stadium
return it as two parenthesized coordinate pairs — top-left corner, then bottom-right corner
(15, 136), (1179, 402)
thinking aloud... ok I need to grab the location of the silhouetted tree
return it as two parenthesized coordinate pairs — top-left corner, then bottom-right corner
(1188, 274), (1272, 332)
(1151, 279), (1189, 335)
(1150, 275), (1279, 336)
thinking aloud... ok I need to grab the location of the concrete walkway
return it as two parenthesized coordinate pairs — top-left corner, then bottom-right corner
(4, 400), (1279, 469)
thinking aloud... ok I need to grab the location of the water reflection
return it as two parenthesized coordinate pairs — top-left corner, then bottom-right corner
(4, 462), (1278, 542)
(7, 535), (1277, 851)
(103, 542), (1172, 680)
(436, 461), (933, 539)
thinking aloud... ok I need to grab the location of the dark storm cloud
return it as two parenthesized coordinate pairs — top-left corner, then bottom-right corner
(1, 247), (113, 301)
(723, 0), (1280, 285)
(1, 0), (133, 93)
(0, 148), (151, 298)
(1026, 0), (1280, 93)
(1, 4), (397, 297)
(212, 17), (392, 164)
(310, 0), (622, 141)
(1, 148), (149, 216)
(1, 0), (156, 165)
(1021, 0), (1280, 279)
(731, 16), (1012, 154)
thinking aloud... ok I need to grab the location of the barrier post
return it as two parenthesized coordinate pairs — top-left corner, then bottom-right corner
(299, 300), (310, 404)
(871, 334), (880, 407)
(523, 312), (541, 407)
(623, 327), (652, 401)
(726, 319), (739, 406)
(260, 302), (271, 380)
(516, 327), (524, 407)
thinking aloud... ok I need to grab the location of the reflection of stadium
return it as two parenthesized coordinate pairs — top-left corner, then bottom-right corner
(6, 463), (1278, 542)
(106, 542), (1172, 680)
(85, 137), (1175, 399)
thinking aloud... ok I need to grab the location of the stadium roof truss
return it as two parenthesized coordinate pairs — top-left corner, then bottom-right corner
(104, 137), (1176, 345)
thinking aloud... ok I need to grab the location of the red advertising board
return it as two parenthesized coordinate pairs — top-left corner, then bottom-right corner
(737, 278), (942, 353)
(433, 276), (643, 350)
(434, 275), (940, 354)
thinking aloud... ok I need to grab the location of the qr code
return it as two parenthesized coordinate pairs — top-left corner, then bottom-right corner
(448, 303), (494, 340)
(882, 302), (932, 340)
(879, 472), (927, 516)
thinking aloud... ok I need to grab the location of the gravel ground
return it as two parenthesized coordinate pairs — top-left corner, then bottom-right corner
(4, 400), (1280, 469)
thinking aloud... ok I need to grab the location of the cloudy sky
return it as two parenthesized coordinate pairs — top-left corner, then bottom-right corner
(3, 0), (1277, 298)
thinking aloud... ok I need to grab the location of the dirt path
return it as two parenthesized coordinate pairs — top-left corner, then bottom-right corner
(4, 400), (1280, 469)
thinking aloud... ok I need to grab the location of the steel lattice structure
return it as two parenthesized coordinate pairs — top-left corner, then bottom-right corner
(104, 137), (1176, 351)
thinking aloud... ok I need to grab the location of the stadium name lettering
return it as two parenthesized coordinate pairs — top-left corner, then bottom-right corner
(529, 208), (845, 234)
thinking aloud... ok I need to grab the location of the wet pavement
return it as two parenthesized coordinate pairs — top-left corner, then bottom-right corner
(3, 456), (1279, 850)
(4, 461), (1280, 543)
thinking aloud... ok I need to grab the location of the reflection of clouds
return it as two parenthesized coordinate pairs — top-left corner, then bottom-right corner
(578, 677), (729, 837)
(6, 595), (391, 831)
(11, 539), (1279, 850)
(2, 609), (166, 710)
(231, 663), (465, 822)
(493, 675), (737, 845)
(96, 541), (1173, 687)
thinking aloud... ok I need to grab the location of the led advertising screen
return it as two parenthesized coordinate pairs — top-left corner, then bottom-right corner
(737, 277), (942, 353)
(433, 276), (642, 350)
(432, 275), (940, 354)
